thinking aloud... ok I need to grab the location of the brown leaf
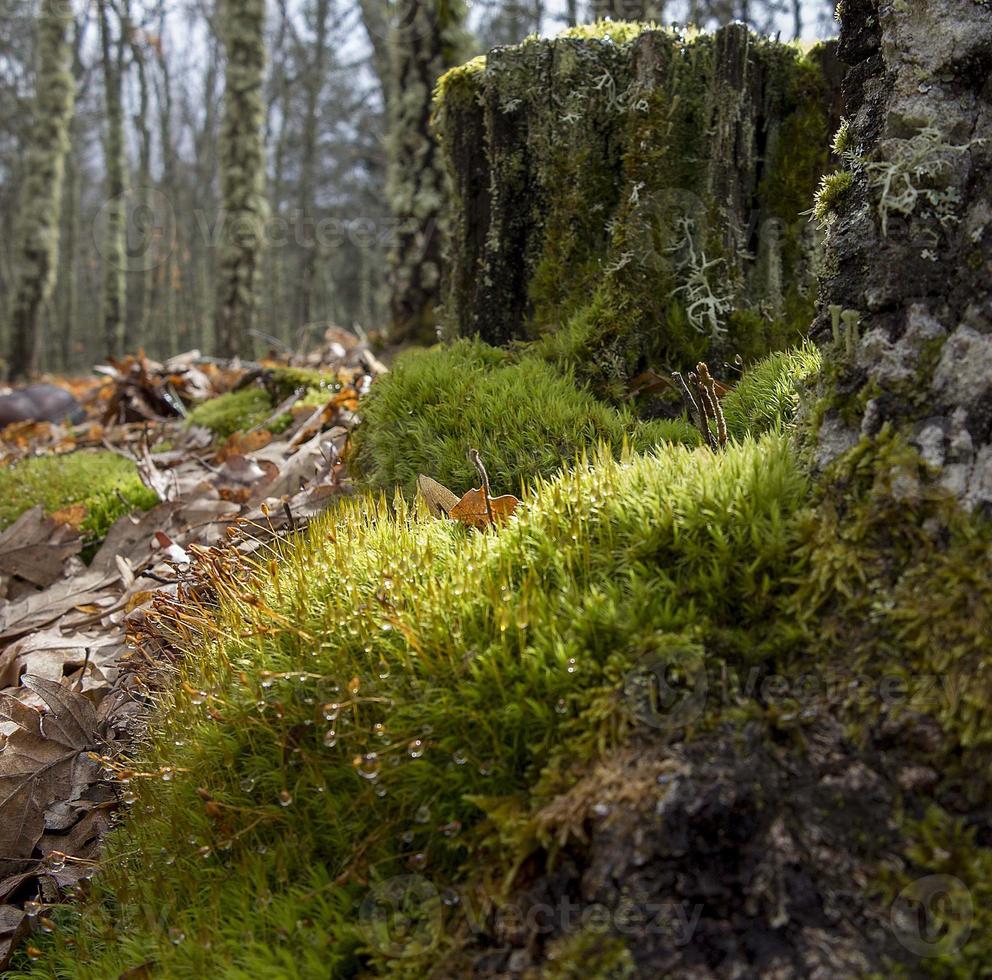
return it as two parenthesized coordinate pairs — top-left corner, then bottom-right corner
(0, 676), (103, 871)
(449, 488), (520, 529)
(416, 475), (460, 519)
(0, 508), (81, 588)
(0, 904), (28, 972)
(0, 571), (117, 642)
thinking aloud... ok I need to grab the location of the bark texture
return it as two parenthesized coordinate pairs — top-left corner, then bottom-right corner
(215, 0), (268, 358)
(386, 0), (471, 345)
(6, 0), (75, 380)
(436, 25), (842, 383)
(814, 0), (992, 515)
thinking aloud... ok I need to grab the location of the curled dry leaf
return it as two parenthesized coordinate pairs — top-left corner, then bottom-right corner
(416, 474), (460, 519)
(0, 676), (104, 885)
(448, 488), (520, 529)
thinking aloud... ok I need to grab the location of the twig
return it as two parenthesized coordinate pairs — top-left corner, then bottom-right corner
(696, 362), (727, 448)
(671, 371), (710, 445)
(468, 448), (495, 527)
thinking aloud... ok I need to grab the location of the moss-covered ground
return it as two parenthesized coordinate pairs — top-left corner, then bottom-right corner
(0, 451), (158, 545)
(188, 369), (340, 439)
(13, 399), (992, 976)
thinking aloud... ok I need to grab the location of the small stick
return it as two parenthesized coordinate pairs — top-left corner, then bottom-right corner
(671, 371), (711, 446)
(283, 501), (297, 533)
(468, 448), (495, 527)
(688, 371), (717, 449)
(696, 362), (727, 448)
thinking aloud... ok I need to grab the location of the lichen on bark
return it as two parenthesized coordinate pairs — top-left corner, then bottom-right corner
(813, 0), (992, 516)
(435, 24), (843, 393)
(5, 0), (76, 380)
(215, 0), (268, 358)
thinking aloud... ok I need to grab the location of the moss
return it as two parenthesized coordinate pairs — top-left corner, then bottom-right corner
(187, 388), (274, 439)
(543, 924), (636, 978)
(187, 371), (337, 440)
(813, 169), (853, 222)
(351, 338), (697, 497)
(11, 434), (811, 979)
(721, 342), (822, 441)
(0, 451), (158, 544)
(436, 24), (838, 389)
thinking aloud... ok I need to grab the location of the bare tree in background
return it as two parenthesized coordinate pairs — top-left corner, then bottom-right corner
(216, 0), (268, 357)
(386, 0), (472, 344)
(6, 0), (76, 379)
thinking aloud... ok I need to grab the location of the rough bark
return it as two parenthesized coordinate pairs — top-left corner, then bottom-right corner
(436, 25), (842, 380)
(386, 0), (471, 345)
(6, 0), (75, 380)
(215, 0), (268, 358)
(813, 0), (992, 518)
(98, 0), (127, 359)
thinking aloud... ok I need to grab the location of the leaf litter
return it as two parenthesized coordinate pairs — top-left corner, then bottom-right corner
(0, 332), (383, 967)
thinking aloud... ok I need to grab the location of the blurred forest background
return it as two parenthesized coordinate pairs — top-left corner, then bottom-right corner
(0, 0), (835, 377)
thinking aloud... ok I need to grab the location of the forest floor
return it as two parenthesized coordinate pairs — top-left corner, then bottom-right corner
(0, 331), (383, 968)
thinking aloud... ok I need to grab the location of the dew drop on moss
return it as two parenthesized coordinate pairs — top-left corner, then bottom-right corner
(408, 738), (424, 758)
(323, 729), (337, 747)
(278, 789), (293, 807)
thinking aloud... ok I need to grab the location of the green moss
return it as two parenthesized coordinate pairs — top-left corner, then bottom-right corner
(543, 924), (636, 978)
(722, 342), (821, 441)
(0, 451), (158, 544)
(11, 434), (811, 979)
(437, 25), (837, 388)
(187, 388), (274, 438)
(813, 169), (853, 222)
(351, 338), (698, 497)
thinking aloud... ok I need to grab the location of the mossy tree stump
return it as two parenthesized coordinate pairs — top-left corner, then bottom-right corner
(435, 23), (843, 388)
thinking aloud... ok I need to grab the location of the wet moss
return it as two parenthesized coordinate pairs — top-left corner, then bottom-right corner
(0, 451), (159, 544)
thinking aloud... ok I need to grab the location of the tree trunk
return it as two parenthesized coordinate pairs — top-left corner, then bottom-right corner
(386, 0), (471, 345)
(436, 26), (841, 384)
(297, 0), (332, 331)
(6, 0), (76, 380)
(98, 0), (127, 359)
(215, 0), (268, 358)
(813, 0), (992, 517)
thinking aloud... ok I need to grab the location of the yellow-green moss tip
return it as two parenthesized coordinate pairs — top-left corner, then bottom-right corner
(813, 169), (853, 222)
(831, 117), (851, 157)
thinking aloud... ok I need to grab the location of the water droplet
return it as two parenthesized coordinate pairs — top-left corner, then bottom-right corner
(24, 901), (42, 919)
(168, 928), (186, 945)
(45, 852), (66, 872)
(123, 790), (137, 805)
(452, 750), (467, 765)
(407, 852), (427, 870)
(356, 753), (381, 780)
(373, 722), (387, 740)
(380, 622), (393, 632)
(440, 820), (462, 837)
(39, 916), (56, 933)
(401, 830), (414, 845)
(374, 784), (388, 797)
(408, 739), (425, 758)
(322, 729), (337, 748)
(322, 703), (341, 722)
(161, 768), (174, 782)
(555, 698), (568, 715)
(415, 804), (431, 824)
(442, 889), (460, 907)
(198, 845), (213, 859)
(566, 658), (578, 674)
(279, 789), (293, 807)
(240, 776), (256, 792)
(190, 690), (207, 705)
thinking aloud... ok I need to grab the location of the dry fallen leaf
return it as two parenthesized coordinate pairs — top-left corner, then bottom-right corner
(0, 676), (104, 882)
(449, 487), (520, 529)
(416, 475), (460, 519)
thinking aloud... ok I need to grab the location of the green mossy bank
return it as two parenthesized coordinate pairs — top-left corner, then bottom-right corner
(0, 451), (158, 545)
(435, 23), (842, 395)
